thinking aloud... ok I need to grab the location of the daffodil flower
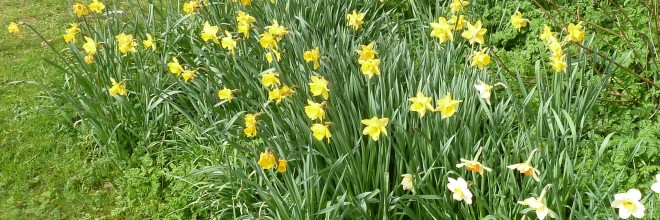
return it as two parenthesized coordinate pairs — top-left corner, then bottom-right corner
(73, 3), (89, 17)
(346, 11), (365, 30)
(356, 42), (378, 61)
(611, 188), (645, 219)
(540, 25), (556, 42)
(277, 158), (287, 173)
(257, 149), (277, 169)
(434, 92), (462, 119)
(651, 174), (660, 194)
(116, 33), (137, 54)
(358, 59), (381, 78)
(217, 87), (235, 102)
(83, 36), (97, 55)
(310, 123), (331, 142)
(456, 147), (492, 176)
(305, 100), (326, 121)
(401, 174), (414, 193)
(88, 0), (106, 14)
(507, 148), (542, 182)
(447, 177), (472, 204)
(361, 116), (388, 141)
(408, 92), (434, 117)
(221, 31), (237, 54)
(449, 0), (469, 14)
(309, 76), (330, 100)
(143, 33), (156, 51)
(518, 184), (556, 220)
(108, 78), (127, 96)
(304, 47), (321, 70)
(510, 11), (529, 31)
(261, 71), (281, 88)
(461, 21), (487, 45)
(168, 57), (184, 76)
(182, 1), (199, 15)
(8, 22), (21, 34)
(470, 48), (491, 70)
(201, 21), (220, 44)
(565, 22), (585, 43)
(430, 17), (453, 44)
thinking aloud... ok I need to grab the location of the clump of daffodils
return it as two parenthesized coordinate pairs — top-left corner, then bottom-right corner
(244, 113), (262, 137)
(258, 149), (288, 173)
(356, 42), (381, 78)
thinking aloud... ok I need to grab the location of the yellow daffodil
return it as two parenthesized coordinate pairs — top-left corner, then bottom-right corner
(108, 78), (127, 96)
(401, 174), (414, 193)
(447, 177), (472, 204)
(565, 22), (585, 43)
(7, 22), (20, 34)
(116, 33), (137, 54)
(73, 3), (89, 17)
(221, 31), (237, 54)
(217, 87), (234, 102)
(268, 87), (294, 104)
(549, 53), (567, 72)
(461, 20), (487, 45)
(277, 158), (287, 173)
(408, 92), (434, 117)
(548, 38), (563, 55)
(304, 100), (326, 121)
(430, 17), (454, 44)
(182, 1), (199, 15)
(259, 32), (278, 49)
(238, 0), (251, 6)
(62, 23), (80, 43)
(201, 21), (219, 44)
(358, 59), (381, 79)
(540, 25), (556, 41)
(143, 33), (156, 51)
(510, 11), (528, 31)
(356, 42), (378, 61)
(304, 47), (321, 70)
(470, 48), (491, 70)
(346, 10), (365, 30)
(236, 11), (256, 37)
(279, 85), (295, 97)
(309, 76), (330, 100)
(244, 113), (259, 137)
(651, 174), (660, 194)
(266, 19), (288, 41)
(361, 116), (388, 141)
(181, 70), (196, 82)
(507, 148), (541, 181)
(244, 125), (257, 137)
(448, 15), (467, 30)
(257, 149), (277, 169)
(612, 189), (646, 219)
(456, 147), (492, 176)
(265, 49), (281, 63)
(261, 71), (281, 88)
(88, 0), (105, 14)
(518, 184), (556, 220)
(435, 92), (462, 119)
(168, 57), (184, 76)
(83, 36), (97, 55)
(310, 123), (331, 142)
(84, 54), (94, 64)
(449, 0), (469, 14)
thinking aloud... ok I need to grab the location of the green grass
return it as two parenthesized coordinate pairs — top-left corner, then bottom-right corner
(0, 0), (116, 218)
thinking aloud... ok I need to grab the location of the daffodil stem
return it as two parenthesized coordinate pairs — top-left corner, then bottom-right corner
(525, 148), (540, 163)
(539, 184), (553, 200)
(472, 147), (484, 161)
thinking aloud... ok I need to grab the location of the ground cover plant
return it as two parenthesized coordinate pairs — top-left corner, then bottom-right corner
(4, 0), (660, 219)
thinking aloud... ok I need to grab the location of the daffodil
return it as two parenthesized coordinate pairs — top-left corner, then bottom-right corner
(361, 116), (388, 141)
(540, 25), (556, 41)
(63, 23), (80, 43)
(221, 31), (237, 54)
(182, 1), (199, 15)
(259, 32), (278, 49)
(116, 33), (137, 54)
(266, 19), (287, 41)
(83, 37), (97, 55)
(448, 15), (466, 30)
(244, 125), (257, 137)
(236, 11), (256, 37)
(548, 38), (563, 55)
(408, 92), (434, 117)
(305, 100), (326, 121)
(611, 189), (645, 219)
(309, 76), (330, 100)
(474, 80), (502, 105)
(507, 148), (541, 181)
(447, 177), (472, 204)
(265, 49), (281, 63)
(217, 87), (234, 102)
(143, 33), (156, 51)
(7, 22), (20, 34)
(168, 57), (184, 76)
(108, 78), (127, 96)
(430, 17), (454, 44)
(565, 22), (585, 43)
(277, 158), (287, 173)
(651, 174), (660, 194)
(261, 71), (281, 88)
(181, 70), (196, 82)
(449, 0), (469, 14)
(88, 0), (105, 14)
(73, 3), (89, 17)
(304, 47), (321, 70)
(549, 53), (567, 72)
(358, 59), (381, 78)
(268, 87), (294, 104)
(470, 48), (491, 70)
(244, 113), (259, 137)
(518, 184), (556, 220)
(435, 92), (462, 119)
(238, 0), (251, 6)
(84, 54), (95, 64)
(456, 147), (492, 176)
(310, 123), (331, 142)
(257, 149), (277, 169)
(510, 11), (528, 31)
(401, 174), (414, 193)
(346, 11), (365, 30)
(201, 21), (219, 44)
(356, 42), (378, 61)
(461, 20), (487, 45)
